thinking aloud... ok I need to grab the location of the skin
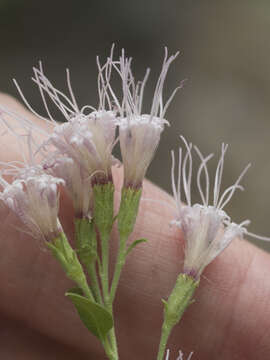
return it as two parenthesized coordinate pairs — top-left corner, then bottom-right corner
(0, 93), (270, 360)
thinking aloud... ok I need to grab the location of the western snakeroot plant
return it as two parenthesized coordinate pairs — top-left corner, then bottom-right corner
(0, 46), (269, 359)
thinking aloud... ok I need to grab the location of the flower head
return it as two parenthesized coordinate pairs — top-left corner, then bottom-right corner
(42, 112), (117, 185)
(0, 171), (63, 242)
(118, 114), (167, 188)
(0, 113), (64, 242)
(0, 105), (97, 218)
(171, 137), (254, 278)
(13, 48), (119, 185)
(43, 155), (92, 219)
(115, 48), (181, 189)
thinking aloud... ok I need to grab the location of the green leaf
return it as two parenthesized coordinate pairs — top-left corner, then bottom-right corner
(161, 299), (168, 311)
(126, 238), (147, 256)
(66, 291), (113, 340)
(67, 287), (83, 296)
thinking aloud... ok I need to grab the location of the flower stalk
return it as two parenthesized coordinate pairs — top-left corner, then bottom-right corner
(93, 183), (115, 304)
(92, 182), (119, 359)
(74, 218), (102, 303)
(157, 274), (199, 360)
(110, 187), (142, 303)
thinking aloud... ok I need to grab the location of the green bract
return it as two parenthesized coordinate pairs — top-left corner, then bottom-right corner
(163, 274), (199, 328)
(75, 218), (97, 266)
(93, 183), (115, 237)
(118, 188), (142, 239)
(157, 274), (199, 360)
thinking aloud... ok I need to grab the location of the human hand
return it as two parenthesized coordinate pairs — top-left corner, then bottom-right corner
(0, 93), (269, 360)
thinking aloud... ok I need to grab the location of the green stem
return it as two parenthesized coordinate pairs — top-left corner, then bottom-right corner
(87, 262), (103, 304)
(110, 187), (142, 303)
(78, 276), (95, 301)
(74, 218), (97, 302)
(92, 183), (119, 359)
(109, 235), (126, 303)
(92, 183), (114, 306)
(103, 336), (116, 360)
(157, 323), (173, 360)
(156, 273), (199, 360)
(47, 232), (95, 301)
(100, 231), (110, 305)
(107, 326), (118, 359)
(107, 303), (118, 359)
(100, 231), (119, 360)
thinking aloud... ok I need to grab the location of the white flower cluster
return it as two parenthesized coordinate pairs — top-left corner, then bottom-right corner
(171, 137), (270, 278)
(0, 45), (268, 271)
(0, 46), (178, 241)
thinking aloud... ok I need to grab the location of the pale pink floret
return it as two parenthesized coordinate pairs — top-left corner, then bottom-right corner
(171, 137), (269, 279)
(115, 48), (181, 188)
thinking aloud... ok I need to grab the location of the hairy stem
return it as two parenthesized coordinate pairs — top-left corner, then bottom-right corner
(156, 273), (199, 360)
(87, 262), (103, 304)
(157, 323), (173, 360)
(110, 235), (126, 303)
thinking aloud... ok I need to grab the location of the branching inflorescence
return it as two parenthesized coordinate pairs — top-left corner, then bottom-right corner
(0, 46), (269, 360)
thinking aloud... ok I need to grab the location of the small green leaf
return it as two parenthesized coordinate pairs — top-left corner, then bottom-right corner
(66, 292), (113, 340)
(161, 299), (168, 311)
(67, 287), (83, 296)
(126, 238), (147, 255)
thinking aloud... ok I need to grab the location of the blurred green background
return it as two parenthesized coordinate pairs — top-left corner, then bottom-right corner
(1, 0), (270, 250)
